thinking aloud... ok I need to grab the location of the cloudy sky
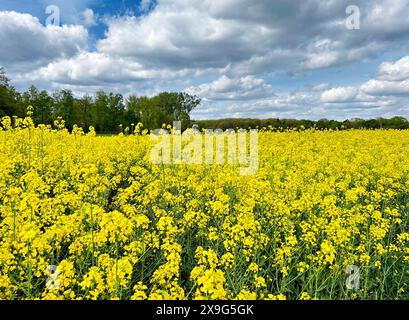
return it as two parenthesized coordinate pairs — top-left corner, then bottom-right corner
(1, 0), (409, 120)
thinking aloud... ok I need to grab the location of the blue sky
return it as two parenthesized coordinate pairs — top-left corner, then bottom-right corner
(1, 0), (409, 120)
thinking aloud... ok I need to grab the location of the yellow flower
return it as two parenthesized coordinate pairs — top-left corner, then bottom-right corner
(131, 282), (148, 300)
(299, 292), (311, 300)
(280, 266), (289, 277)
(266, 293), (286, 300)
(296, 262), (310, 273)
(254, 276), (266, 288)
(236, 288), (257, 300)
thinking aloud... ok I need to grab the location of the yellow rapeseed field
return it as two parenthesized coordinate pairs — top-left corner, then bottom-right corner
(0, 112), (408, 300)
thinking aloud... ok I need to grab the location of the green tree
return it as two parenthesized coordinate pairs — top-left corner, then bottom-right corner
(137, 96), (168, 130)
(0, 68), (21, 117)
(53, 89), (76, 130)
(21, 85), (53, 124)
(94, 91), (110, 132)
(124, 95), (142, 126)
(74, 95), (94, 131)
(149, 92), (201, 130)
(106, 93), (125, 131)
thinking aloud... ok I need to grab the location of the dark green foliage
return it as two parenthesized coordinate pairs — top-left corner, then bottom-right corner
(0, 67), (24, 118)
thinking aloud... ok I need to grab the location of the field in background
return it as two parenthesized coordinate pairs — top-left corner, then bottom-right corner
(0, 117), (408, 300)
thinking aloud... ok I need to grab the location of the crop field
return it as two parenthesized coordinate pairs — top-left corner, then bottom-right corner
(0, 116), (408, 300)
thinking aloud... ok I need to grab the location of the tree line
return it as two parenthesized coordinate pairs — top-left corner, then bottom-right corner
(0, 68), (201, 132)
(195, 116), (409, 131)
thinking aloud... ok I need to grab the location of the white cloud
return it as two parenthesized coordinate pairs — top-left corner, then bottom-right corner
(186, 75), (274, 100)
(97, 9), (269, 71)
(321, 87), (358, 103)
(361, 79), (409, 96)
(365, 0), (409, 34)
(360, 54), (409, 96)
(82, 8), (96, 26)
(0, 11), (88, 70)
(321, 85), (396, 111)
(19, 51), (193, 85)
(139, 0), (155, 13)
(378, 56), (409, 81)
(305, 52), (339, 69)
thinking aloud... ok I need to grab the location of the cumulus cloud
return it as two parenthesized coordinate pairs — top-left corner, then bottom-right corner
(321, 53), (409, 105)
(139, 0), (156, 13)
(82, 8), (97, 26)
(305, 52), (339, 69)
(378, 56), (409, 81)
(321, 87), (358, 103)
(0, 11), (88, 70)
(186, 75), (274, 100)
(321, 85), (396, 111)
(96, 11), (268, 71)
(361, 79), (409, 96)
(361, 55), (409, 96)
(19, 51), (192, 85)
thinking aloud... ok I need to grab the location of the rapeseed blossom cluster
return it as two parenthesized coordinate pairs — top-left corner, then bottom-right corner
(0, 112), (408, 300)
